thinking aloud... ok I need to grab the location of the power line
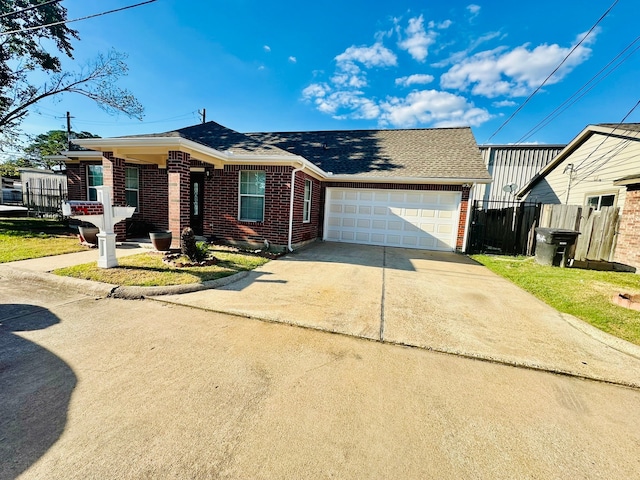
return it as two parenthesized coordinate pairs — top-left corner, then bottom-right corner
(0, 0), (63, 19)
(571, 99), (640, 174)
(515, 36), (640, 144)
(484, 0), (619, 143)
(0, 0), (158, 36)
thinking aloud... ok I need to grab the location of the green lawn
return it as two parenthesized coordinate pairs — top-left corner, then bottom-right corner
(0, 217), (87, 263)
(472, 255), (640, 346)
(53, 249), (269, 286)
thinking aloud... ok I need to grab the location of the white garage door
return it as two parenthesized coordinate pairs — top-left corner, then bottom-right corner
(324, 188), (461, 251)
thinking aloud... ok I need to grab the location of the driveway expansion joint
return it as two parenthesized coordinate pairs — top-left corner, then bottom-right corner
(379, 246), (386, 342)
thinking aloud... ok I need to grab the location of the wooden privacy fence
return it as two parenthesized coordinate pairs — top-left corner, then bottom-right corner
(469, 200), (541, 255)
(538, 204), (619, 262)
(469, 201), (620, 261)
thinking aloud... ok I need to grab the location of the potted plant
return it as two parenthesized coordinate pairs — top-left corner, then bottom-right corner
(149, 230), (172, 251)
(78, 223), (99, 245)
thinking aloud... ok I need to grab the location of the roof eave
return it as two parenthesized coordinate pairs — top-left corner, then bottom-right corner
(324, 175), (492, 185)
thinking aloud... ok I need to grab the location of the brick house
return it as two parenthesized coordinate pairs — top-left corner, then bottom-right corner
(518, 123), (640, 269)
(61, 121), (490, 251)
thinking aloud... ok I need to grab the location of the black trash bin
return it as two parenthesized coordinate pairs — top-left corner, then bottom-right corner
(535, 228), (580, 267)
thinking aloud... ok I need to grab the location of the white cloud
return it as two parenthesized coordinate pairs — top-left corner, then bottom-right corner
(302, 83), (330, 100)
(288, 56), (297, 63)
(306, 90), (381, 119)
(380, 89), (491, 127)
(335, 42), (397, 68)
(431, 31), (503, 68)
(395, 74), (435, 87)
(492, 100), (517, 107)
(441, 32), (597, 98)
(467, 4), (481, 17)
(263, 45), (271, 53)
(428, 19), (452, 30)
(398, 15), (437, 62)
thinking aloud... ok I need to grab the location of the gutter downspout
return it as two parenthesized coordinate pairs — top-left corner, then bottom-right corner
(288, 163), (305, 252)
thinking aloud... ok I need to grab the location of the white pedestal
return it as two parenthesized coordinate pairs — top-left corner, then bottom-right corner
(97, 232), (118, 268)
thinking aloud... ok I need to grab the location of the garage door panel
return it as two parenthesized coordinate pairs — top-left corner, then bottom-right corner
(324, 188), (461, 251)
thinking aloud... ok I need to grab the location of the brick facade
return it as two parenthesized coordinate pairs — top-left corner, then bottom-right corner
(66, 155), (472, 251)
(138, 164), (169, 230)
(614, 186), (640, 269)
(168, 151), (191, 248)
(207, 165), (295, 247)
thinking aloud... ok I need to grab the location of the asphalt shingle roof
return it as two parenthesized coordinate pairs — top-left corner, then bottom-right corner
(122, 121), (296, 157)
(247, 127), (489, 179)
(121, 121), (489, 180)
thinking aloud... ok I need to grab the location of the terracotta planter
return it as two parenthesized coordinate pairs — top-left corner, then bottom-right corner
(149, 231), (172, 251)
(78, 226), (99, 245)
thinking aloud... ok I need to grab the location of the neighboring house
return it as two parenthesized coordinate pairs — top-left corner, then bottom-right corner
(60, 121), (490, 252)
(518, 123), (640, 268)
(476, 145), (564, 202)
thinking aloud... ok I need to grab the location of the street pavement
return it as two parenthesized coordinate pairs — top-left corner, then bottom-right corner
(2, 276), (640, 479)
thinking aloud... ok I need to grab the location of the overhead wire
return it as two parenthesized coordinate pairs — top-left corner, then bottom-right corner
(0, 0), (63, 19)
(484, 0), (620, 143)
(0, 0), (158, 36)
(515, 36), (640, 144)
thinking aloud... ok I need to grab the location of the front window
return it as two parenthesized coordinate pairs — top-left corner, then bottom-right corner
(239, 171), (265, 222)
(125, 167), (139, 209)
(87, 165), (103, 201)
(303, 179), (312, 223)
(586, 194), (615, 211)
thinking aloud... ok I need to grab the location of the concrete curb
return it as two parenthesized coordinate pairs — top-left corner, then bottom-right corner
(0, 266), (249, 299)
(0, 266), (116, 298)
(110, 271), (250, 299)
(560, 312), (640, 361)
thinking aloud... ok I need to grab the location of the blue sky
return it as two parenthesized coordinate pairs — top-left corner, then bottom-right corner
(16, 0), (640, 149)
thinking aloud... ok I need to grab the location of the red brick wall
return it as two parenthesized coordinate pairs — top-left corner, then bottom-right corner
(207, 165), (294, 246)
(291, 172), (322, 244)
(66, 161), (102, 201)
(139, 164), (168, 230)
(323, 182), (470, 250)
(614, 187), (640, 269)
(168, 151), (191, 247)
(66, 164), (83, 200)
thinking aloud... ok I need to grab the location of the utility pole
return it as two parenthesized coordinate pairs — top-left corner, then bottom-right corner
(198, 108), (206, 124)
(66, 111), (73, 150)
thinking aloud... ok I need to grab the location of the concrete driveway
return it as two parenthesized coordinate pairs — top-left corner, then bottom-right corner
(157, 242), (640, 387)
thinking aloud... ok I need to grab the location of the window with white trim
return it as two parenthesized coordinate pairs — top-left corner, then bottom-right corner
(125, 167), (139, 209)
(303, 179), (312, 223)
(586, 193), (615, 211)
(87, 165), (103, 201)
(239, 171), (265, 222)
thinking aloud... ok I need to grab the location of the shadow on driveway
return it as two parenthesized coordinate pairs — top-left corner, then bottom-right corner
(0, 305), (76, 480)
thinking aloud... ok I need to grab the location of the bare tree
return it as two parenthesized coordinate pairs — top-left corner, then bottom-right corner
(0, 1), (143, 139)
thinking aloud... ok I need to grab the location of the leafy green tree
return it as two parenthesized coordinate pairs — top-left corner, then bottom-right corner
(0, 157), (32, 178)
(0, 1), (143, 139)
(22, 129), (99, 169)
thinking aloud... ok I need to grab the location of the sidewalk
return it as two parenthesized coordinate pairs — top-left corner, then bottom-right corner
(0, 243), (249, 299)
(3, 244), (147, 272)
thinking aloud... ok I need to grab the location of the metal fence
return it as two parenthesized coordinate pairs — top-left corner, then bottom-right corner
(468, 200), (542, 255)
(23, 182), (68, 217)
